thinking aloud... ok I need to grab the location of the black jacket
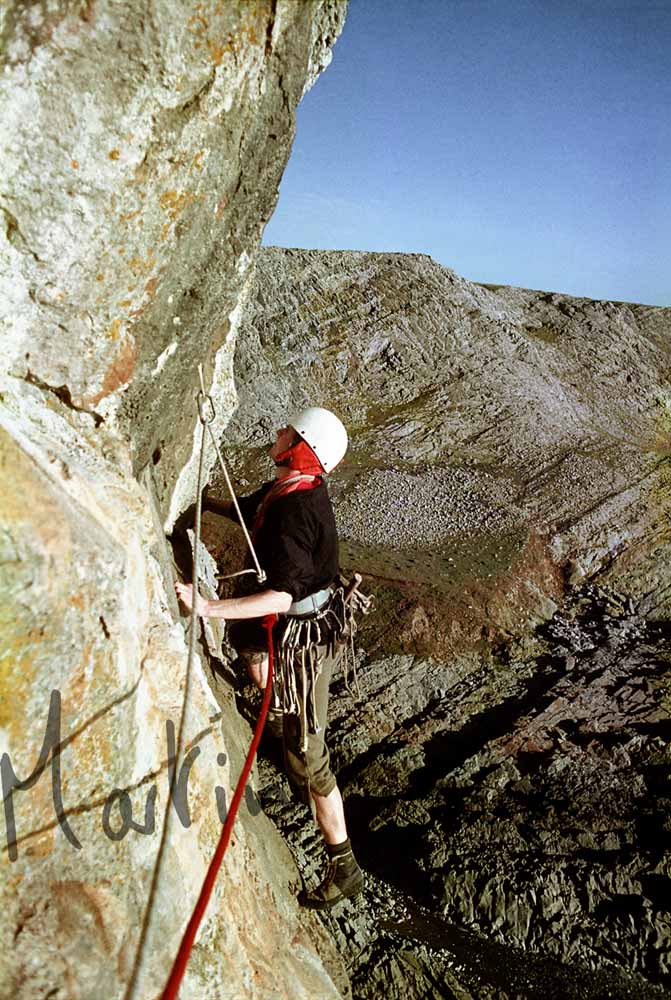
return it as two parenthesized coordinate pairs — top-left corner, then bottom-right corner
(237, 480), (339, 602)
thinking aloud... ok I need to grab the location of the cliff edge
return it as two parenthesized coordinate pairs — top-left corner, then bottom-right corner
(0, 5), (349, 999)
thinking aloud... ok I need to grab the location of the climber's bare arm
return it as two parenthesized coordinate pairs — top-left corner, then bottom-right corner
(175, 582), (292, 618)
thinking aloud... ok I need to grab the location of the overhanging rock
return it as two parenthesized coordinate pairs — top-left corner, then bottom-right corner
(0, 3), (350, 998)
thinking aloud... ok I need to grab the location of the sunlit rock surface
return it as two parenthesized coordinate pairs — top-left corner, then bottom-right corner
(0, 5), (349, 999)
(213, 247), (671, 998)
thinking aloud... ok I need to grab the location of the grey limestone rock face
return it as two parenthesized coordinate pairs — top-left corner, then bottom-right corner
(0, 4), (350, 1000)
(1, 0), (345, 524)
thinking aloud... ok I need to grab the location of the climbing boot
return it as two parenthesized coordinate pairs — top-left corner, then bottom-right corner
(299, 839), (364, 910)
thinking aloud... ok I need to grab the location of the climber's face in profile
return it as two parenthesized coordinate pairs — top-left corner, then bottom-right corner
(269, 424), (296, 462)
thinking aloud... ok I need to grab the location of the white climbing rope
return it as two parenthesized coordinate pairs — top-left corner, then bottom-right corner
(197, 366), (266, 585)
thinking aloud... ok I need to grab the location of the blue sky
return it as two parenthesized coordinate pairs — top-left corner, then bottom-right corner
(263, 0), (670, 306)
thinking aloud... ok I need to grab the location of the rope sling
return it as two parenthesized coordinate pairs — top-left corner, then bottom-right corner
(276, 581), (364, 750)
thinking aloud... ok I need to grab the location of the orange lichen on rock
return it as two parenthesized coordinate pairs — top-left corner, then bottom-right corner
(98, 337), (138, 403)
(126, 248), (156, 276)
(51, 882), (119, 955)
(187, 12), (208, 33)
(22, 826), (56, 861)
(85, 334), (138, 407)
(128, 275), (161, 319)
(206, 40), (225, 65)
(159, 190), (195, 222)
(0, 430), (69, 747)
(69, 592), (86, 611)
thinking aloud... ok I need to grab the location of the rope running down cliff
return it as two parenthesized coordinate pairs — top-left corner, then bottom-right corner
(121, 368), (214, 1000)
(123, 367), (270, 1000)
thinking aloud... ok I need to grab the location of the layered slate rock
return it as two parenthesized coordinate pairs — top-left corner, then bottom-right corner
(226, 248), (671, 625)
(212, 247), (671, 996)
(0, 5), (349, 1000)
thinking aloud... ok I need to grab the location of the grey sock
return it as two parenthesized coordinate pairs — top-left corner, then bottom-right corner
(327, 838), (352, 859)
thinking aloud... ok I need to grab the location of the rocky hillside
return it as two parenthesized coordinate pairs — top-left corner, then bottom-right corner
(208, 247), (671, 998)
(226, 249), (670, 623)
(0, 5), (351, 1000)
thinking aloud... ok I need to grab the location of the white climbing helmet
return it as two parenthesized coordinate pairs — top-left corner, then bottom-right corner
(289, 407), (348, 473)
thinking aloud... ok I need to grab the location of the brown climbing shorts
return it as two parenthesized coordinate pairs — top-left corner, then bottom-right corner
(228, 619), (338, 802)
(282, 644), (338, 802)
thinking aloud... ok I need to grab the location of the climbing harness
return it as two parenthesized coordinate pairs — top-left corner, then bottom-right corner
(275, 572), (373, 751)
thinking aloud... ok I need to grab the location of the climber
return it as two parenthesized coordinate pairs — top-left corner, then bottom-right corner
(174, 407), (364, 910)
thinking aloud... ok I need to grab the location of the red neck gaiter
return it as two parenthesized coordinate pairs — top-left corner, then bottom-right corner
(274, 439), (324, 477)
(252, 440), (324, 539)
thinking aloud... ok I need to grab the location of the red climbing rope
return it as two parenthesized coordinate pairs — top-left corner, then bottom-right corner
(160, 613), (278, 1000)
